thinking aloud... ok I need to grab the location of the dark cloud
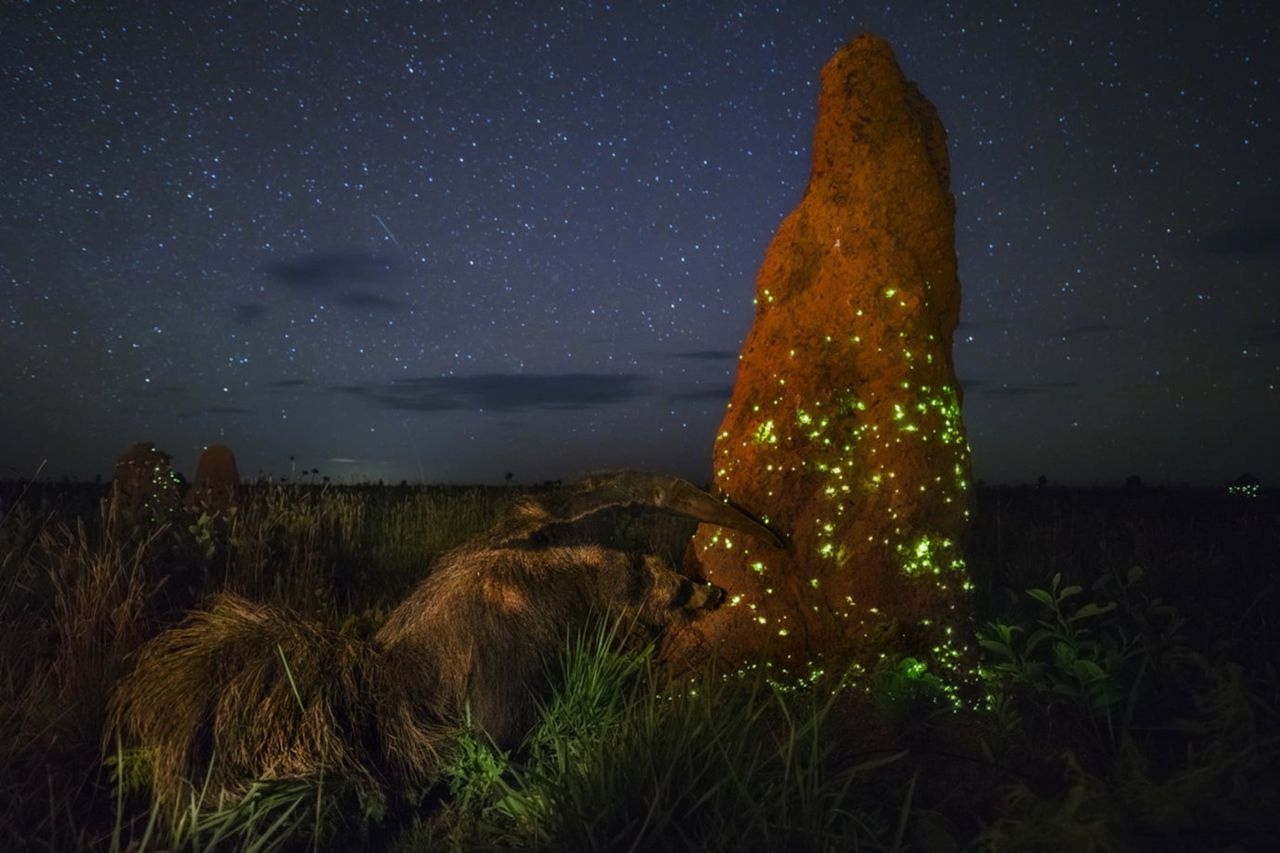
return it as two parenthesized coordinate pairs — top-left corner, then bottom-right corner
(335, 291), (413, 312)
(975, 381), (1077, 398)
(981, 386), (1039, 398)
(668, 384), (734, 402)
(262, 251), (400, 288)
(234, 303), (266, 325)
(1059, 323), (1116, 339)
(1202, 193), (1280, 256)
(671, 350), (738, 361)
(338, 373), (653, 412)
(1204, 227), (1280, 255)
(178, 406), (254, 419)
(1243, 322), (1280, 346)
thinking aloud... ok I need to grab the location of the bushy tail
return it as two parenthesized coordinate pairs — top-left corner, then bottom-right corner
(107, 594), (449, 813)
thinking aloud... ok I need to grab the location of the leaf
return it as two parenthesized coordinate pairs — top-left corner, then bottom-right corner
(1027, 588), (1055, 607)
(1024, 628), (1056, 656)
(1070, 601), (1117, 621)
(1127, 565), (1144, 585)
(997, 622), (1024, 641)
(1073, 659), (1107, 682)
(978, 638), (1012, 658)
(1052, 641), (1075, 667)
(1058, 584), (1083, 600)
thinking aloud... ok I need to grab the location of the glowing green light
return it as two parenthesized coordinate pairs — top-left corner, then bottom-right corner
(753, 420), (778, 445)
(883, 287), (897, 298)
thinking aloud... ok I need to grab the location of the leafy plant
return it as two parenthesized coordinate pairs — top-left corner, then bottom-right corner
(430, 623), (910, 851)
(978, 566), (1184, 751)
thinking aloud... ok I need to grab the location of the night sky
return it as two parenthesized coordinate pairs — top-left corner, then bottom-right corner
(3, 2), (1276, 487)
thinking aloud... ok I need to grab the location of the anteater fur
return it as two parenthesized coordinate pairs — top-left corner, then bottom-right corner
(109, 471), (782, 809)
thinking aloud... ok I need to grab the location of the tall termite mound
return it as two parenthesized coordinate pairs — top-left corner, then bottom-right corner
(187, 444), (241, 510)
(110, 441), (183, 527)
(681, 35), (974, 687)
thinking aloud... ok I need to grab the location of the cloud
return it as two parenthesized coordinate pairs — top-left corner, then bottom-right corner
(271, 378), (310, 389)
(262, 251), (400, 288)
(1202, 192), (1280, 256)
(1244, 322), (1280, 345)
(968, 380), (1077, 398)
(338, 373), (653, 413)
(668, 384), (734, 402)
(234, 303), (266, 325)
(671, 350), (738, 361)
(335, 291), (413, 313)
(981, 386), (1040, 398)
(1205, 226), (1280, 256)
(178, 406), (254, 419)
(1059, 323), (1116, 339)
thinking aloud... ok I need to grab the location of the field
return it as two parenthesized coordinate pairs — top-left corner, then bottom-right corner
(1, 479), (1277, 851)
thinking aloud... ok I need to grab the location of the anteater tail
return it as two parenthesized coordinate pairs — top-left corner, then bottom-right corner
(107, 593), (448, 812)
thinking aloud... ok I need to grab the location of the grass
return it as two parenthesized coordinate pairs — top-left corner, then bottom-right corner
(0, 479), (1277, 850)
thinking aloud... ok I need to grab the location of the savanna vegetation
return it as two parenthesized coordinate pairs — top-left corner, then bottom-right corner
(1, 477), (1276, 851)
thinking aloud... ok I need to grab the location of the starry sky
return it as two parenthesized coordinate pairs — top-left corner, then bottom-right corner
(2, 2), (1277, 486)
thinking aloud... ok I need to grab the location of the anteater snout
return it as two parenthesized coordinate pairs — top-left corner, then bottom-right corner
(687, 581), (726, 611)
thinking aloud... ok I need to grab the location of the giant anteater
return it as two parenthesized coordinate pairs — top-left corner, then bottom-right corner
(109, 471), (782, 808)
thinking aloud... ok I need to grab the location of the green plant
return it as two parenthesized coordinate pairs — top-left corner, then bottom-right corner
(429, 622), (910, 852)
(977, 567), (1182, 751)
(869, 655), (952, 732)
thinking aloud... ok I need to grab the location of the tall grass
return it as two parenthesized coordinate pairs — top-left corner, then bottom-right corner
(0, 504), (159, 849)
(200, 484), (516, 615)
(0, 481), (1276, 850)
(421, 623), (910, 852)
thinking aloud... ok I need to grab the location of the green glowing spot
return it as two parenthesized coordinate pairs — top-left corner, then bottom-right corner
(818, 542), (835, 558)
(883, 287), (897, 298)
(809, 577), (820, 588)
(796, 409), (813, 426)
(753, 420), (778, 445)
(728, 594), (743, 607)
(751, 561), (766, 575)
(777, 628), (789, 637)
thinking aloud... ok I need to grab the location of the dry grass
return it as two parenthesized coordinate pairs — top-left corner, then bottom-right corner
(0, 507), (158, 846)
(107, 593), (452, 822)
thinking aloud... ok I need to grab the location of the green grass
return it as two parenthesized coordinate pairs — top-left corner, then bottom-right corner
(1, 480), (1277, 850)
